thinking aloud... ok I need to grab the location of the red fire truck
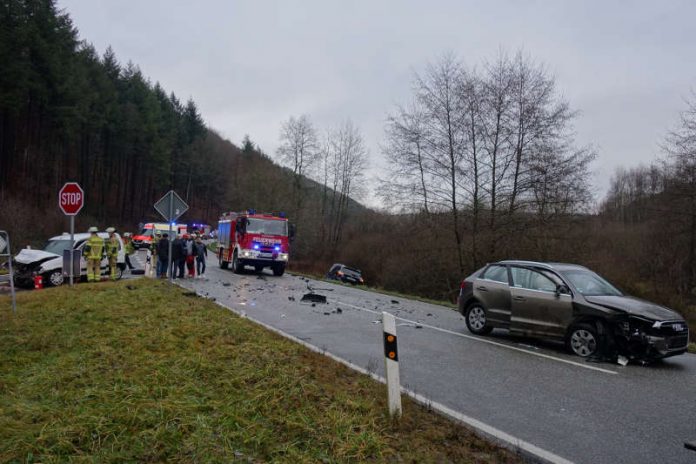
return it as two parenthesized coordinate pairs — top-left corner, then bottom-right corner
(217, 210), (294, 276)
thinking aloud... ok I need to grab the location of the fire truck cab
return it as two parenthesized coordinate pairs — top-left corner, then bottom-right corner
(217, 210), (293, 276)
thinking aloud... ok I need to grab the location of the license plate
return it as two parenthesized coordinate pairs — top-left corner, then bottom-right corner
(259, 253), (272, 259)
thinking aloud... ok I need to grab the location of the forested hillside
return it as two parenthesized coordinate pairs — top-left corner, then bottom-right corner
(0, 0), (366, 259)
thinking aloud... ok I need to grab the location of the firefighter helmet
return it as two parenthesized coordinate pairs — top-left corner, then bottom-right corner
(88, 226), (98, 233)
(106, 227), (116, 233)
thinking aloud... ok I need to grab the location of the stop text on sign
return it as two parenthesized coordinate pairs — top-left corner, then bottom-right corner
(61, 192), (82, 205)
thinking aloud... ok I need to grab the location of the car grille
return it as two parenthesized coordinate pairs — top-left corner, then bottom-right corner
(666, 334), (689, 350)
(652, 321), (689, 336)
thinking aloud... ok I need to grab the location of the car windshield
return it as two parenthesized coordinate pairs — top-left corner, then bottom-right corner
(561, 269), (623, 297)
(246, 218), (287, 236)
(43, 239), (73, 255)
(139, 229), (154, 237)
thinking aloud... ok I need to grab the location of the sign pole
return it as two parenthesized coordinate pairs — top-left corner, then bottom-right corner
(69, 215), (74, 287)
(168, 193), (173, 283)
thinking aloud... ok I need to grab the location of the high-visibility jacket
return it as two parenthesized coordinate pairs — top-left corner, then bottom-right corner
(105, 236), (119, 259)
(83, 235), (105, 260)
(150, 236), (160, 257)
(125, 240), (135, 255)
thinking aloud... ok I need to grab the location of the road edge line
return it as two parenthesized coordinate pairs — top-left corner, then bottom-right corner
(179, 283), (575, 464)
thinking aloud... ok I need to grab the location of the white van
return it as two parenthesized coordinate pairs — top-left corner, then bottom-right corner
(12, 232), (126, 287)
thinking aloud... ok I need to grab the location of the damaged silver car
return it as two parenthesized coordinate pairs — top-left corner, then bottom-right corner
(458, 260), (690, 361)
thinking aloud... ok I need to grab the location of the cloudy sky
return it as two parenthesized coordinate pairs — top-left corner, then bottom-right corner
(59, 0), (696, 206)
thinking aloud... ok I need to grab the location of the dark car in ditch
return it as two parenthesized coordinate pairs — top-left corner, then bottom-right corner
(326, 263), (364, 285)
(458, 260), (689, 361)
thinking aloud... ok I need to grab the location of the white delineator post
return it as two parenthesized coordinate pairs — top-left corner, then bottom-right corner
(382, 311), (402, 418)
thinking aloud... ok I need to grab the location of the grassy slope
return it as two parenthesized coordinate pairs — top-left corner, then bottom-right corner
(0, 280), (518, 463)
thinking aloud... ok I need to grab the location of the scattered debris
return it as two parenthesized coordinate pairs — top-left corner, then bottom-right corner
(288, 296), (295, 301)
(426, 313), (433, 317)
(391, 299), (399, 304)
(126, 285), (136, 290)
(222, 282), (231, 287)
(281, 314), (286, 318)
(617, 355), (629, 366)
(301, 293), (327, 304)
(415, 324), (423, 329)
(182, 291), (198, 297)
(336, 307), (343, 314)
(323, 312), (330, 315)
(257, 275), (266, 280)
(371, 320), (380, 324)
(311, 303), (316, 307)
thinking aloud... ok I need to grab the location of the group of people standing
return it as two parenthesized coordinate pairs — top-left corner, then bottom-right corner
(83, 226), (122, 282)
(150, 232), (207, 279)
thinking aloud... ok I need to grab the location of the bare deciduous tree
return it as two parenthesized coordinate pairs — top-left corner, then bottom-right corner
(276, 115), (320, 217)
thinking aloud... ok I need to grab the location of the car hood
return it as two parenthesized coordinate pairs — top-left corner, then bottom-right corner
(14, 249), (59, 265)
(585, 295), (683, 321)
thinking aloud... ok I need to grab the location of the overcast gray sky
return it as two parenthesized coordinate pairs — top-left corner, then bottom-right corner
(59, 0), (696, 206)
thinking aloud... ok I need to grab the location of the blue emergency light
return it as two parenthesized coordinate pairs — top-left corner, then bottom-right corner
(274, 245), (281, 252)
(254, 244), (260, 250)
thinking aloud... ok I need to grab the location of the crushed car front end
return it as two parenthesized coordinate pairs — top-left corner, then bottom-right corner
(610, 315), (689, 360)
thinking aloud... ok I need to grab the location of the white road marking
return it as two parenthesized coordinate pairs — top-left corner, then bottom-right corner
(332, 299), (618, 375)
(179, 283), (575, 464)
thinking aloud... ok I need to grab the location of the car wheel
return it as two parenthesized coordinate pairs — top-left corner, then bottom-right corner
(219, 251), (228, 269)
(46, 270), (64, 287)
(232, 251), (243, 274)
(465, 303), (493, 335)
(567, 323), (599, 357)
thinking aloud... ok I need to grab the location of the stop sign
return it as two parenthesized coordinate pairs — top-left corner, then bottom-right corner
(58, 182), (84, 216)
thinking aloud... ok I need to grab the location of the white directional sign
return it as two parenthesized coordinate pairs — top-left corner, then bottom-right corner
(154, 190), (188, 222)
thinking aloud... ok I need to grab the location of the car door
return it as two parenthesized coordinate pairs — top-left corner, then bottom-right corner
(473, 264), (512, 328)
(509, 266), (573, 339)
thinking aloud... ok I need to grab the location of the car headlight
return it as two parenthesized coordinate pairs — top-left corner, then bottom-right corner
(241, 250), (253, 258)
(278, 253), (289, 261)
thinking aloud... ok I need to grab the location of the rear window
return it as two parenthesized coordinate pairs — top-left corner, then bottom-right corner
(481, 265), (508, 283)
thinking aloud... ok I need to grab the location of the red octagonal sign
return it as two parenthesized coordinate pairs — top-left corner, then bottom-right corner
(59, 182), (84, 216)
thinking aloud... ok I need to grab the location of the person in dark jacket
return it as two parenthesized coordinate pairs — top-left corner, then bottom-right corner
(194, 236), (208, 277)
(156, 234), (170, 278)
(170, 234), (185, 279)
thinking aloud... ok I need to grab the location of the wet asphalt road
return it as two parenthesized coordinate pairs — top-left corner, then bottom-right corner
(177, 256), (696, 464)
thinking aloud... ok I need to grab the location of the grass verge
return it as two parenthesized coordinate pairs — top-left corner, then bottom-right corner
(0, 280), (519, 463)
(689, 343), (696, 354)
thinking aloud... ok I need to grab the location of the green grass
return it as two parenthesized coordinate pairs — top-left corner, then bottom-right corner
(689, 343), (696, 354)
(0, 280), (518, 463)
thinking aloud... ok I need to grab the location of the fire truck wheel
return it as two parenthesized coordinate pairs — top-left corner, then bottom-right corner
(232, 251), (243, 274)
(272, 264), (285, 277)
(219, 251), (228, 269)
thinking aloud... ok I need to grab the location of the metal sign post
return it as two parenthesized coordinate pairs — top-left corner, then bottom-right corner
(382, 311), (402, 418)
(154, 190), (188, 283)
(58, 182), (84, 287)
(0, 231), (16, 313)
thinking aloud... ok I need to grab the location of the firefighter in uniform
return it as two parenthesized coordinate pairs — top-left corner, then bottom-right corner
(105, 227), (120, 281)
(83, 227), (104, 282)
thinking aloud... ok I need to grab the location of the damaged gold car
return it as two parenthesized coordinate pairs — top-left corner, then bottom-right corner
(458, 261), (690, 361)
